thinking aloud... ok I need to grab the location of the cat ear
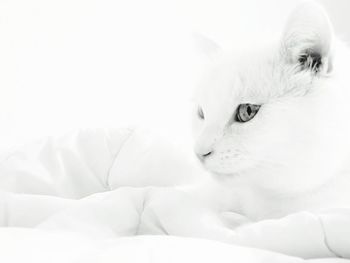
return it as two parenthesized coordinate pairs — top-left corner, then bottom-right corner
(281, 1), (333, 74)
(192, 32), (221, 59)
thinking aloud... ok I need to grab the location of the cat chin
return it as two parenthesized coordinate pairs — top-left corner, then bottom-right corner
(210, 172), (243, 183)
(201, 159), (252, 178)
(210, 171), (236, 177)
(203, 166), (244, 180)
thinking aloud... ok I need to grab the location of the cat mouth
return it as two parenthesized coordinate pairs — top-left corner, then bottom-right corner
(196, 155), (241, 177)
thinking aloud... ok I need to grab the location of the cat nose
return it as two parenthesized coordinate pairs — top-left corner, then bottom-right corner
(196, 150), (213, 161)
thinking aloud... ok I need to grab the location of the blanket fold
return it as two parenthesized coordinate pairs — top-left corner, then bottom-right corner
(0, 128), (349, 262)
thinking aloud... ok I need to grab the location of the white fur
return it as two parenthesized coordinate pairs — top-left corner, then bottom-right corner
(192, 2), (350, 220)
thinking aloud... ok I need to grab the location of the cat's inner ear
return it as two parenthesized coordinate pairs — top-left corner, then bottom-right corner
(192, 33), (221, 59)
(281, 2), (333, 74)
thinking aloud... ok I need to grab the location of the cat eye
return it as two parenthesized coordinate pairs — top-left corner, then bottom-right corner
(197, 106), (205, 120)
(235, 104), (261, 123)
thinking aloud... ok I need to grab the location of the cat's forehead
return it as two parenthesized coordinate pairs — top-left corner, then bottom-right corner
(195, 46), (308, 113)
(196, 50), (279, 108)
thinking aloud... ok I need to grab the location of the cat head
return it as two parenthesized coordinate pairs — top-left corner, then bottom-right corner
(192, 2), (350, 193)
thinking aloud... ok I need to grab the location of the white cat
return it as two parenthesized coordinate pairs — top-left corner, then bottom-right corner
(191, 1), (350, 221)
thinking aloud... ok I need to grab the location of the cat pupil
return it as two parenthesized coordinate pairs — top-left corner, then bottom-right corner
(247, 106), (252, 116)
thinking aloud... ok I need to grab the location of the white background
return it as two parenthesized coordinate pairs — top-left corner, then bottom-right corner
(0, 0), (349, 152)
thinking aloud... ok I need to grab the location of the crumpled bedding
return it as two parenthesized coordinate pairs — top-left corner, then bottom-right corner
(0, 128), (349, 263)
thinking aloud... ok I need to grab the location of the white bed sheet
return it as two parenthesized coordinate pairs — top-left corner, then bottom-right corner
(0, 128), (349, 262)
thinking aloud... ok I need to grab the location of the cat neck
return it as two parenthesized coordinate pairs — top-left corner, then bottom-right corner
(225, 168), (350, 220)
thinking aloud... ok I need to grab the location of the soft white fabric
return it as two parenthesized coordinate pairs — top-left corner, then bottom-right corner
(0, 128), (349, 262)
(0, 128), (201, 197)
(3, 230), (346, 263)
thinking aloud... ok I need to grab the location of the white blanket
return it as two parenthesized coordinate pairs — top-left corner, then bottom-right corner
(0, 128), (349, 262)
